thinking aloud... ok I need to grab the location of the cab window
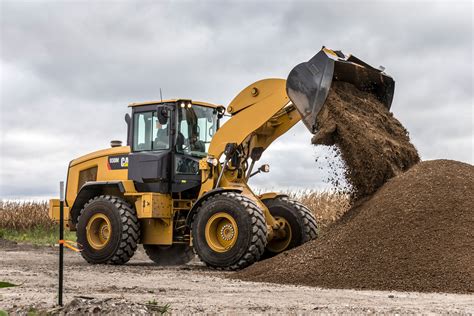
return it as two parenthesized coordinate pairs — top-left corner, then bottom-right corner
(133, 111), (169, 151)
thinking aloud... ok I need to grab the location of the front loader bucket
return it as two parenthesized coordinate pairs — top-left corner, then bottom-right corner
(286, 48), (395, 133)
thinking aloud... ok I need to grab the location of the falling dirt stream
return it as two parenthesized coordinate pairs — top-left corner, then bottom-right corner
(312, 81), (420, 200)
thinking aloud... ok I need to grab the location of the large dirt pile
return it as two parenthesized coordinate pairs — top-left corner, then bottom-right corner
(233, 160), (474, 293)
(313, 81), (420, 199)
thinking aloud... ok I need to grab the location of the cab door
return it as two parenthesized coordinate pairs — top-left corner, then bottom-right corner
(128, 105), (172, 193)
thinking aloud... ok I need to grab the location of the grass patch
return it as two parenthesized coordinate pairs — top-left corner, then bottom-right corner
(0, 281), (17, 288)
(0, 310), (8, 316)
(0, 227), (76, 245)
(146, 300), (171, 314)
(26, 307), (39, 316)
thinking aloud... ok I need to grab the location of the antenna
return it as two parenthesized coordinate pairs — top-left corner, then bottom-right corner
(160, 88), (163, 102)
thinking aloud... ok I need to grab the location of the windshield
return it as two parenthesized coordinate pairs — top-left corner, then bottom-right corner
(177, 104), (217, 157)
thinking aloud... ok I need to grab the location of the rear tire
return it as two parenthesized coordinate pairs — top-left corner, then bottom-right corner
(144, 244), (195, 266)
(191, 192), (267, 270)
(262, 196), (318, 258)
(77, 195), (140, 265)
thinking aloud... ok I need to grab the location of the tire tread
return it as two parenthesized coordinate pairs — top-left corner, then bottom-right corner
(77, 195), (140, 265)
(278, 196), (318, 242)
(192, 192), (267, 271)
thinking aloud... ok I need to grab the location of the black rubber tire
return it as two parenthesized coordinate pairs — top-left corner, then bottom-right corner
(191, 192), (267, 270)
(262, 196), (318, 258)
(77, 195), (140, 265)
(144, 244), (195, 266)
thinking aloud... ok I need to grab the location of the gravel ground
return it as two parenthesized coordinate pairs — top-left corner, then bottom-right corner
(1, 243), (473, 314)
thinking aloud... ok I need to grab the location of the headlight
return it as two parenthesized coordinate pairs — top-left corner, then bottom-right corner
(260, 164), (270, 173)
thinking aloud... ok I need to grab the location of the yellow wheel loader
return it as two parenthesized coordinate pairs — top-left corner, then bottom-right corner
(49, 48), (394, 269)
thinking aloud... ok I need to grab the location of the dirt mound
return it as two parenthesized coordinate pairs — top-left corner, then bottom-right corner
(233, 160), (474, 293)
(313, 81), (420, 199)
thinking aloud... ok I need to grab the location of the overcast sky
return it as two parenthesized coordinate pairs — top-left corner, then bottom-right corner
(0, 0), (472, 199)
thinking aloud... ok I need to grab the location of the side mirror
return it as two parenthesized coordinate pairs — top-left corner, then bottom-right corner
(157, 106), (169, 125)
(125, 113), (131, 125)
(125, 113), (132, 146)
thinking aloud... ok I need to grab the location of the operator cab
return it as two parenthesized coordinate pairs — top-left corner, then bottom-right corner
(125, 99), (224, 197)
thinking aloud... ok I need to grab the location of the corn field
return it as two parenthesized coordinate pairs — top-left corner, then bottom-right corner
(0, 201), (55, 231)
(0, 191), (350, 231)
(286, 190), (350, 228)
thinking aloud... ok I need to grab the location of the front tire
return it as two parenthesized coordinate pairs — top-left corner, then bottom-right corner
(262, 196), (318, 257)
(144, 244), (195, 266)
(77, 195), (140, 265)
(191, 192), (267, 270)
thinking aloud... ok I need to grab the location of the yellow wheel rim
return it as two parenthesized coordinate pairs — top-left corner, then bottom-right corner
(205, 212), (239, 253)
(267, 216), (292, 253)
(86, 213), (112, 250)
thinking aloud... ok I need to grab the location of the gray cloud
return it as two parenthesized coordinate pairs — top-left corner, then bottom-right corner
(0, 0), (472, 199)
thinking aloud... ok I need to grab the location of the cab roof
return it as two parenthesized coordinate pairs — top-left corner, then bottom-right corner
(128, 99), (220, 108)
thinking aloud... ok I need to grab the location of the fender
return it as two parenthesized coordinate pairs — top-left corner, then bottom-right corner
(258, 192), (288, 201)
(185, 187), (243, 226)
(70, 181), (127, 225)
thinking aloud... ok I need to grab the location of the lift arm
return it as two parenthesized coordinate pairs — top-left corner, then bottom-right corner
(208, 78), (300, 160)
